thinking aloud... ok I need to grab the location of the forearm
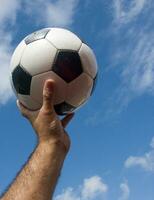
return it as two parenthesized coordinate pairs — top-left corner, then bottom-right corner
(1, 139), (67, 200)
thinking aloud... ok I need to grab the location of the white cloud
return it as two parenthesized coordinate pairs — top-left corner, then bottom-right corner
(125, 151), (154, 171)
(81, 176), (108, 200)
(0, 0), (20, 105)
(0, 0), (20, 27)
(45, 0), (79, 26)
(125, 137), (154, 171)
(54, 176), (108, 200)
(24, 0), (79, 27)
(118, 181), (130, 200)
(54, 187), (80, 200)
(0, 33), (14, 104)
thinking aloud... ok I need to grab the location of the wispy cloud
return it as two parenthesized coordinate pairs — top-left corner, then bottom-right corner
(85, 0), (154, 124)
(0, 33), (14, 104)
(0, 0), (21, 104)
(125, 136), (154, 172)
(45, 0), (79, 26)
(150, 137), (154, 148)
(118, 181), (130, 200)
(109, 0), (154, 110)
(0, 0), (20, 26)
(24, 0), (79, 27)
(114, 0), (147, 24)
(54, 176), (108, 200)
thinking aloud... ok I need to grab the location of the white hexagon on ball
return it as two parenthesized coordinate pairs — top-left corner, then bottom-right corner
(66, 73), (93, 107)
(20, 39), (57, 76)
(46, 28), (82, 51)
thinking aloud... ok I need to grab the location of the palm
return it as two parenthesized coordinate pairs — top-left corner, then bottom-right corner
(17, 80), (74, 151)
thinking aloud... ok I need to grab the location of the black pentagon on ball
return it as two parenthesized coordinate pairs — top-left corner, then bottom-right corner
(12, 65), (32, 95)
(53, 50), (83, 83)
(54, 102), (76, 115)
(25, 28), (50, 45)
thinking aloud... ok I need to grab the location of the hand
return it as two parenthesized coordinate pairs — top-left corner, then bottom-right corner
(17, 79), (74, 153)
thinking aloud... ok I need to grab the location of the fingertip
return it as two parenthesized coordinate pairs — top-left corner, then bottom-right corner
(67, 112), (75, 118)
(44, 79), (55, 93)
(46, 79), (55, 84)
(61, 112), (75, 128)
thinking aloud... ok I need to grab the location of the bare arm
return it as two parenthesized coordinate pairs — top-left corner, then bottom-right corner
(1, 80), (74, 200)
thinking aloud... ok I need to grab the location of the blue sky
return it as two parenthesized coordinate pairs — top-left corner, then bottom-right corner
(0, 0), (154, 199)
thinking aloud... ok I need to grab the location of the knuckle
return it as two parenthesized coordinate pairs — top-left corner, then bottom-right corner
(43, 90), (52, 99)
(41, 107), (55, 116)
(43, 94), (51, 102)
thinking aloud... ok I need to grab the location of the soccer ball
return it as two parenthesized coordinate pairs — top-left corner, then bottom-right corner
(10, 28), (98, 115)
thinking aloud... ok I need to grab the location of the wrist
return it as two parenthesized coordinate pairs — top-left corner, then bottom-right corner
(38, 137), (70, 156)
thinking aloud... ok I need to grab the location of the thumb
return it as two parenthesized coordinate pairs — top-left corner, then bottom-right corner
(42, 79), (55, 112)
